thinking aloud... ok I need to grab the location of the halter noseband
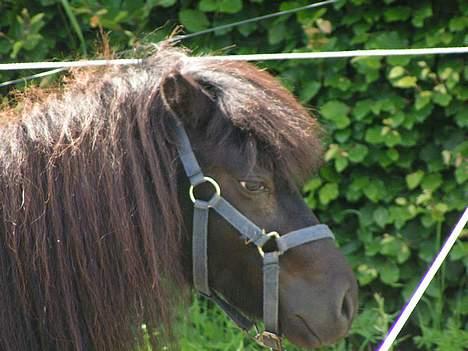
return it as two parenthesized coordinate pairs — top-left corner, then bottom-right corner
(171, 119), (335, 350)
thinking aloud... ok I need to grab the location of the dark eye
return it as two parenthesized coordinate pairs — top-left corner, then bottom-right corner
(239, 180), (267, 193)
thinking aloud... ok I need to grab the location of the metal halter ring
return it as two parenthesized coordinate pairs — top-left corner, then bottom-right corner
(255, 331), (283, 350)
(257, 231), (281, 257)
(189, 176), (221, 206)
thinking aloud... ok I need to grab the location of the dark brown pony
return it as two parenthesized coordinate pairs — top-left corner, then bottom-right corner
(0, 46), (357, 350)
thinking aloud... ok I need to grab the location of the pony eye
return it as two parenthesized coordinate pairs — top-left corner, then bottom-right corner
(239, 180), (267, 193)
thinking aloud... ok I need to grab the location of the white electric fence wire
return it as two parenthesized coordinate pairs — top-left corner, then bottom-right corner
(206, 47), (468, 61)
(1, 47), (467, 72)
(2, 46), (466, 88)
(377, 207), (468, 351)
(0, 58), (142, 71)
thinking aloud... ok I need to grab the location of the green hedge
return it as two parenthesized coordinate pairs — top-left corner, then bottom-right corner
(1, 0), (467, 350)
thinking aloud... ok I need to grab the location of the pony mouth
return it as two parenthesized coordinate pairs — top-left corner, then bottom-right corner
(292, 314), (322, 347)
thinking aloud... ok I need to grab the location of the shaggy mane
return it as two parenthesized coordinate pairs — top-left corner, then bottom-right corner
(0, 45), (323, 351)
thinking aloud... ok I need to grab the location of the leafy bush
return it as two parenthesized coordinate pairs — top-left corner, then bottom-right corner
(1, 0), (467, 350)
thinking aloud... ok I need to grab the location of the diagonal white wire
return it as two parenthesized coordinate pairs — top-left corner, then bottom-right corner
(0, 0), (338, 87)
(0, 68), (67, 88)
(377, 207), (468, 351)
(172, 0), (337, 40)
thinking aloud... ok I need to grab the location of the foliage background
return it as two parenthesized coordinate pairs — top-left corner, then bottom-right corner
(0, 0), (467, 350)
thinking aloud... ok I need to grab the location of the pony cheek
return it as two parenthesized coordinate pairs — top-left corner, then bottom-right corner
(206, 214), (264, 315)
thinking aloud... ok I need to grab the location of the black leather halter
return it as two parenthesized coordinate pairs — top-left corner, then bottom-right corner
(170, 119), (335, 350)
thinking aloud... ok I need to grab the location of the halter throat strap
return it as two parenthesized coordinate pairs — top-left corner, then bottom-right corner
(170, 119), (335, 350)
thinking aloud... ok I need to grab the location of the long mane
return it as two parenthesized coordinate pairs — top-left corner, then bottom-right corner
(0, 46), (323, 350)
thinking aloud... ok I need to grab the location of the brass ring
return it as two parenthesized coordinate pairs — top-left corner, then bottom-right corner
(189, 176), (221, 204)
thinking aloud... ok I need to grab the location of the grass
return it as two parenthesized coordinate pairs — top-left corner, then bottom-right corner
(60, 0), (87, 56)
(140, 294), (388, 351)
(138, 288), (467, 351)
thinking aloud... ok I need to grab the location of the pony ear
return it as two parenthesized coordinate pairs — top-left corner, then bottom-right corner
(160, 70), (214, 127)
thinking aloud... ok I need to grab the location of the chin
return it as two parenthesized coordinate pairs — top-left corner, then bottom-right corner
(282, 318), (323, 349)
(285, 333), (321, 349)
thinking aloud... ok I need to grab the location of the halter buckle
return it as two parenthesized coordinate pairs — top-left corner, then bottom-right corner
(257, 231), (280, 257)
(255, 331), (283, 350)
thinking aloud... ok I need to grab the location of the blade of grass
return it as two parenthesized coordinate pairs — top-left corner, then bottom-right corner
(60, 0), (87, 56)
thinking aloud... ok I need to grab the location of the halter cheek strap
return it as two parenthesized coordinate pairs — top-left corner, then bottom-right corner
(170, 119), (335, 350)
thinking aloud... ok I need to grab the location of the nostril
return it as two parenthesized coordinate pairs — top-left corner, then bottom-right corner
(340, 289), (354, 322)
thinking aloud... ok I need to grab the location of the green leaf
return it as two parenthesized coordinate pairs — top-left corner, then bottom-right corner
(30, 13), (46, 32)
(346, 176), (369, 202)
(412, 4), (432, 27)
(384, 129), (401, 147)
(319, 165), (340, 183)
(268, 22), (286, 45)
(393, 76), (417, 88)
(219, 0), (242, 13)
(386, 148), (399, 162)
(10, 41), (23, 59)
(335, 156), (349, 172)
(303, 177), (322, 193)
(421, 173), (443, 191)
(179, 9), (210, 32)
(352, 57), (382, 83)
(199, 0), (242, 13)
(380, 235), (400, 256)
(373, 207), (390, 228)
(363, 180), (386, 202)
(432, 91), (452, 106)
(406, 170), (424, 189)
(39, 0), (59, 5)
(415, 91), (432, 110)
(320, 100), (351, 129)
(431, 202), (449, 222)
(319, 183), (339, 205)
(365, 126), (384, 144)
(397, 243), (411, 264)
(449, 16), (467, 32)
(389, 206), (416, 229)
(388, 66), (405, 79)
(325, 144), (339, 161)
(299, 81), (320, 102)
(366, 31), (408, 49)
(387, 55), (412, 66)
(384, 6), (411, 22)
(334, 129), (351, 143)
(154, 0), (176, 7)
(357, 264), (378, 285)
(198, 0), (217, 12)
(352, 99), (374, 120)
(455, 164), (468, 184)
(418, 240), (436, 262)
(324, 74), (352, 91)
(450, 241), (468, 261)
(379, 261), (400, 284)
(348, 144), (369, 162)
